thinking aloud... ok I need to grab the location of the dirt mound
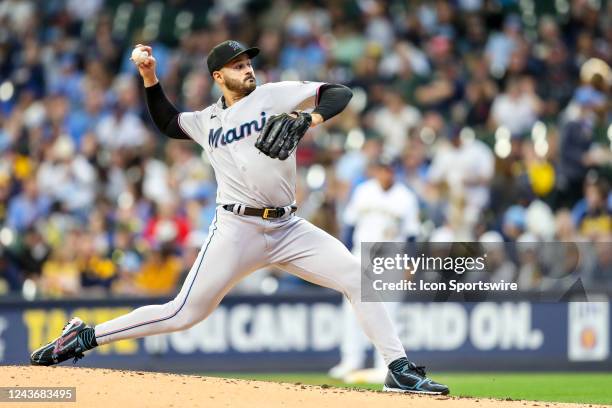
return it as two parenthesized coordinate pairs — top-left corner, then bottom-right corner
(0, 366), (590, 408)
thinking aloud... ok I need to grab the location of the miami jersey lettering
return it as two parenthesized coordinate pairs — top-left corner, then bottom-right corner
(208, 112), (267, 148)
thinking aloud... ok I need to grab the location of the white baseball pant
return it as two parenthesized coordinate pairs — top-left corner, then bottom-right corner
(94, 207), (406, 365)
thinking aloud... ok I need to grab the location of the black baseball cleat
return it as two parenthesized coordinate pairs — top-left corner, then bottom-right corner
(383, 358), (450, 395)
(30, 317), (90, 366)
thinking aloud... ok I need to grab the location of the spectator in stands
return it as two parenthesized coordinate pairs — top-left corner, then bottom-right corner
(40, 234), (80, 297)
(573, 175), (611, 241)
(3, 226), (50, 291)
(280, 16), (326, 78)
(414, 51), (464, 117)
(132, 244), (182, 296)
(111, 222), (142, 272)
(557, 87), (607, 208)
(36, 136), (97, 215)
(143, 199), (190, 248)
(372, 88), (421, 155)
(6, 178), (51, 232)
(95, 101), (147, 150)
(485, 14), (523, 77)
(47, 54), (85, 107)
(77, 230), (116, 293)
(490, 76), (542, 137)
(66, 85), (108, 147)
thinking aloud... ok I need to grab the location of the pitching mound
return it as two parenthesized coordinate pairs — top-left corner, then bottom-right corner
(0, 366), (589, 408)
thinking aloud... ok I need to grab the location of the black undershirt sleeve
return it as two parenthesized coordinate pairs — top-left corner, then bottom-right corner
(312, 84), (353, 121)
(144, 82), (190, 140)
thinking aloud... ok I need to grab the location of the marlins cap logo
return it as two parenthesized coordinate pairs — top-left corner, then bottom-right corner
(228, 41), (242, 51)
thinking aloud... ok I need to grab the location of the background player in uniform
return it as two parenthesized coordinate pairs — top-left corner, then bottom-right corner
(29, 40), (448, 395)
(329, 155), (421, 383)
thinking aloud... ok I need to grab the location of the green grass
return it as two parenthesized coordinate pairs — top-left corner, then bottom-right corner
(203, 372), (612, 406)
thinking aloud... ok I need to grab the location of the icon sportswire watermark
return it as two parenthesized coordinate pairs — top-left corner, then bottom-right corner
(360, 241), (609, 302)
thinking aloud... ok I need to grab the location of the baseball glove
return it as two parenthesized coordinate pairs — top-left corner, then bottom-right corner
(255, 111), (312, 160)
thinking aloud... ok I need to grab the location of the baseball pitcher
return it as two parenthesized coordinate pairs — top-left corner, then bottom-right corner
(30, 40), (448, 395)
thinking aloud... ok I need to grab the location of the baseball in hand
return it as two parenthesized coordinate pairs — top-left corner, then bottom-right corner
(131, 47), (149, 65)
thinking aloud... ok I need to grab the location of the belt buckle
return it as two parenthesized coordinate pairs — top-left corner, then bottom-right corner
(262, 208), (273, 219)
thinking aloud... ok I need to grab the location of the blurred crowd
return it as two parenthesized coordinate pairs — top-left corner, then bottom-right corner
(0, 0), (610, 298)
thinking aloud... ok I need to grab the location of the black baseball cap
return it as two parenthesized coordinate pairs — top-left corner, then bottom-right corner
(206, 40), (260, 75)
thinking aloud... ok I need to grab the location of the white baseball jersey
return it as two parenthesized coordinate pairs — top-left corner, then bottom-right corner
(177, 81), (325, 208)
(344, 179), (420, 245)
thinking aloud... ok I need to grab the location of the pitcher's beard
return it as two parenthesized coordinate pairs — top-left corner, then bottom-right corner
(225, 76), (256, 96)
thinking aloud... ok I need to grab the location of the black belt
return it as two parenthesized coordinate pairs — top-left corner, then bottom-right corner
(222, 204), (297, 219)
